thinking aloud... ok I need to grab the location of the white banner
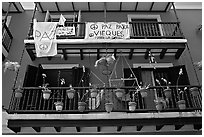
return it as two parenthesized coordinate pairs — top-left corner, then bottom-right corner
(85, 22), (130, 39)
(33, 20), (58, 57)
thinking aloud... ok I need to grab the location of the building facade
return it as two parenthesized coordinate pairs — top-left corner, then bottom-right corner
(2, 2), (202, 135)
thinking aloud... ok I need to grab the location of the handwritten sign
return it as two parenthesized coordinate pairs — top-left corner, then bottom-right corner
(85, 22), (130, 39)
(56, 26), (75, 36)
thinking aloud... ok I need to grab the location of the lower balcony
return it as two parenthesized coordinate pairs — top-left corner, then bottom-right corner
(5, 85), (202, 134)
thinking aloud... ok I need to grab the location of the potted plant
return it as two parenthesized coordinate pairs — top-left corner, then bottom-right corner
(177, 88), (186, 110)
(77, 90), (89, 112)
(154, 97), (167, 111)
(105, 102), (113, 113)
(66, 85), (75, 99)
(14, 86), (23, 98)
(176, 68), (186, 110)
(189, 87), (200, 97)
(114, 88), (125, 98)
(39, 74), (51, 100)
(137, 83), (150, 98)
(156, 78), (172, 99)
(89, 84), (98, 98)
(54, 101), (63, 111)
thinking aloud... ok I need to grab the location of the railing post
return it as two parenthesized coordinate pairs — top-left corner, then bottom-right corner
(27, 2), (38, 38)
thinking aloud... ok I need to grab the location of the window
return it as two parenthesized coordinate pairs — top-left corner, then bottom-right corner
(128, 15), (163, 37)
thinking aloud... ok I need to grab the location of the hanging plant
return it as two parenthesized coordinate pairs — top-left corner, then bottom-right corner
(137, 83), (150, 98)
(114, 88), (124, 98)
(4, 60), (20, 73)
(54, 101), (63, 111)
(160, 78), (172, 99)
(66, 85), (75, 99)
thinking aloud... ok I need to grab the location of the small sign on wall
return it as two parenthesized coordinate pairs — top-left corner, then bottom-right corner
(56, 26), (75, 36)
(85, 22), (130, 39)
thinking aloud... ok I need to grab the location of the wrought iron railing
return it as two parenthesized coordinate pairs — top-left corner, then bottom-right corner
(2, 23), (13, 52)
(27, 21), (184, 39)
(8, 85), (201, 114)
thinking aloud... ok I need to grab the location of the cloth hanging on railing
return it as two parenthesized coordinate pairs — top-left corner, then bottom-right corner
(33, 19), (58, 57)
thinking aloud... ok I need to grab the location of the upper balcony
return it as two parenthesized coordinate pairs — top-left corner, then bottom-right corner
(24, 2), (187, 61)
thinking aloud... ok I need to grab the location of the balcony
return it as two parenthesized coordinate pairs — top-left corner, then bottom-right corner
(2, 22), (13, 60)
(6, 85), (202, 134)
(8, 85), (201, 113)
(24, 21), (187, 61)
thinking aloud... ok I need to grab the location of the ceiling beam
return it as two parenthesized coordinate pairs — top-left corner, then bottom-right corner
(97, 48), (100, 60)
(54, 127), (61, 132)
(156, 125), (164, 131)
(97, 126), (101, 132)
(80, 49), (84, 60)
(175, 124), (184, 130)
(76, 126), (80, 132)
(8, 127), (21, 133)
(26, 49), (36, 61)
(32, 127), (41, 132)
(88, 2), (90, 11)
(120, 2), (122, 11)
(164, 2), (171, 12)
(144, 49), (151, 59)
(55, 2), (60, 12)
(160, 48), (167, 59)
(72, 2), (75, 12)
(175, 48), (185, 59)
(62, 49), (68, 60)
(37, 2), (44, 13)
(150, 2), (155, 11)
(117, 126), (122, 132)
(137, 125), (143, 131)
(12, 2), (20, 12)
(129, 48), (134, 60)
(114, 48), (117, 58)
(48, 57), (52, 60)
(135, 2), (138, 11)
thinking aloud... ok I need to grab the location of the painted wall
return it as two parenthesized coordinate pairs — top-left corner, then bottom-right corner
(2, 9), (201, 108)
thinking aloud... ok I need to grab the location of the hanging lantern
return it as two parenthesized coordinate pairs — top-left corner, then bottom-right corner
(54, 101), (63, 111)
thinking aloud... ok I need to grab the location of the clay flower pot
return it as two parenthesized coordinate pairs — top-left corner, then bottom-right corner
(42, 89), (51, 100)
(164, 88), (172, 98)
(105, 103), (113, 113)
(78, 102), (86, 112)
(155, 102), (163, 111)
(114, 88), (124, 98)
(54, 102), (63, 111)
(177, 100), (186, 110)
(128, 102), (136, 111)
(90, 88), (98, 98)
(138, 88), (147, 98)
(15, 88), (23, 98)
(190, 87), (199, 97)
(66, 88), (75, 99)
